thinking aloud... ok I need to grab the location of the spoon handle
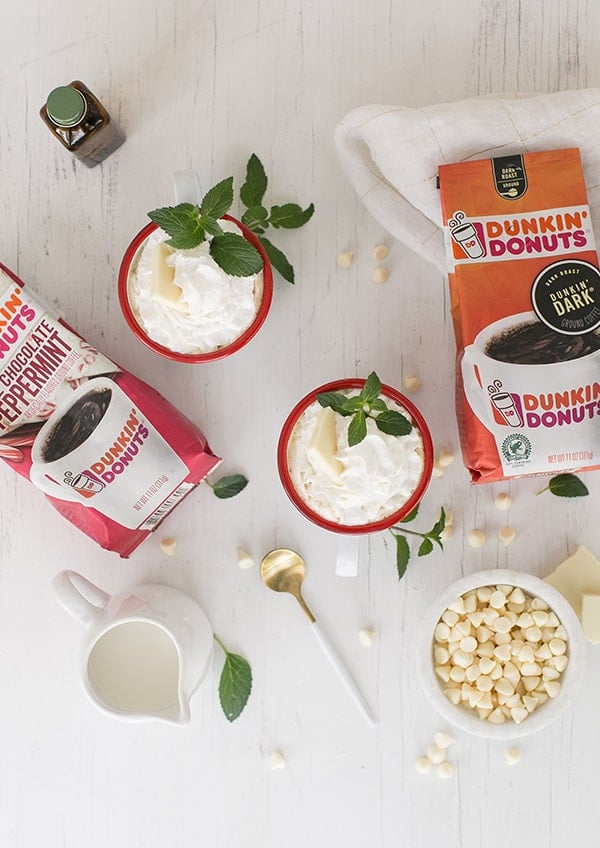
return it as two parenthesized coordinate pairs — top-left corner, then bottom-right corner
(310, 621), (376, 726)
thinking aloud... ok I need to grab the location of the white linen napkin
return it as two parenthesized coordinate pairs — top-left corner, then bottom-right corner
(334, 90), (600, 273)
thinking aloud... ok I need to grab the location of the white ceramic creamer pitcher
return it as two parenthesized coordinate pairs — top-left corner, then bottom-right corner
(52, 570), (214, 725)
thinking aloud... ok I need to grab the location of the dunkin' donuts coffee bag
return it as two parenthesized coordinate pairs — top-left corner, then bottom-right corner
(439, 148), (600, 482)
(0, 262), (220, 556)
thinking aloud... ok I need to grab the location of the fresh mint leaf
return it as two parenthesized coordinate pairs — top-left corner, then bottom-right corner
(418, 538), (434, 557)
(348, 411), (367, 446)
(210, 233), (263, 277)
(148, 203), (205, 249)
(394, 534), (410, 580)
(242, 205), (269, 233)
(211, 474), (249, 499)
(240, 154), (268, 208)
(269, 202), (315, 229)
(200, 216), (224, 237)
(258, 236), (295, 283)
(201, 177), (234, 219)
(316, 391), (355, 416)
(375, 410), (413, 437)
(218, 648), (252, 722)
(429, 507), (446, 539)
(361, 371), (382, 403)
(400, 504), (420, 523)
(538, 473), (589, 498)
(369, 398), (388, 413)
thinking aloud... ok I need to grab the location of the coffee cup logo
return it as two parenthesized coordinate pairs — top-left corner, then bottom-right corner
(487, 381), (524, 427)
(63, 471), (105, 498)
(449, 211), (485, 259)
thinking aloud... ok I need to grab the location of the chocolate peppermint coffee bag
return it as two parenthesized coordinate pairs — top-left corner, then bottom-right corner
(0, 262), (220, 556)
(439, 148), (600, 482)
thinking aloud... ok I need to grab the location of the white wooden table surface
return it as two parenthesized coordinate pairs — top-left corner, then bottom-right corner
(2, 1), (600, 846)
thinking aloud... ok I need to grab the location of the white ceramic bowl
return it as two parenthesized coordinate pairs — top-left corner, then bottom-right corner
(417, 569), (587, 739)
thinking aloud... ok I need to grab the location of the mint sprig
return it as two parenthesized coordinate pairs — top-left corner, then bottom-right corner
(316, 371), (412, 447)
(148, 177), (263, 277)
(537, 473), (589, 498)
(207, 473), (249, 499)
(390, 506), (446, 580)
(238, 153), (314, 283)
(214, 635), (252, 722)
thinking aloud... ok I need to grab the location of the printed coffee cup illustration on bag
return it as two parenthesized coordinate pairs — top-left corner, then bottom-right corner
(439, 148), (600, 482)
(29, 376), (190, 529)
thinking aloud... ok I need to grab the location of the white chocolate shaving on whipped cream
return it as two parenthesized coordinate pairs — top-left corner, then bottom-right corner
(128, 221), (263, 354)
(287, 393), (425, 525)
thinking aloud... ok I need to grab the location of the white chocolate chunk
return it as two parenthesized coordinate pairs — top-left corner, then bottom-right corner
(426, 744), (446, 764)
(237, 547), (254, 569)
(494, 492), (512, 511)
(436, 761), (453, 779)
(151, 243), (190, 314)
(499, 527), (516, 547)
(307, 407), (344, 483)
(505, 747), (521, 765)
(433, 731), (454, 749)
(371, 265), (389, 283)
(372, 243), (389, 261)
(415, 756), (432, 774)
(403, 374), (421, 393)
(159, 537), (177, 556)
(581, 593), (600, 642)
(359, 629), (376, 647)
(337, 250), (354, 268)
(468, 529), (486, 548)
(267, 751), (286, 770)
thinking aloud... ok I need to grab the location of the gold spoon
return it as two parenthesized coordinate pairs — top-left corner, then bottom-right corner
(260, 548), (376, 726)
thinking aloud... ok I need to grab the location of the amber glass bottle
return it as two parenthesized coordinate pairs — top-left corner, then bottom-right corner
(40, 80), (125, 167)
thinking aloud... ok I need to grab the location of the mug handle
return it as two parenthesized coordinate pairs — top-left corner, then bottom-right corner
(29, 463), (81, 503)
(460, 345), (494, 429)
(52, 570), (110, 626)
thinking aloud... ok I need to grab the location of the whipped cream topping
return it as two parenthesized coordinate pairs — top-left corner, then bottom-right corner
(128, 221), (263, 354)
(287, 394), (425, 525)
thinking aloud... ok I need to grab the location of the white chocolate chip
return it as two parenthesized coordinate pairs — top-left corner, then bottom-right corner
(371, 265), (389, 283)
(432, 460), (444, 478)
(489, 590), (506, 609)
(444, 510), (454, 528)
(159, 537), (177, 556)
(267, 751), (286, 770)
(440, 525), (454, 542)
(509, 587), (526, 604)
(238, 548), (254, 569)
(438, 448), (454, 468)
(468, 530), (486, 548)
(403, 374), (421, 393)
(498, 527), (516, 547)
(434, 622), (451, 641)
(436, 761), (453, 779)
(337, 251), (354, 269)
(373, 243), (389, 261)
(359, 629), (376, 647)
(426, 744), (446, 764)
(433, 731), (454, 749)
(505, 747), (521, 765)
(494, 493), (512, 511)
(415, 756), (432, 774)
(549, 638), (567, 656)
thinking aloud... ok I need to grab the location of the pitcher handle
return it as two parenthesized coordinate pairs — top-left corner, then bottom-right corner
(52, 570), (110, 626)
(173, 170), (203, 206)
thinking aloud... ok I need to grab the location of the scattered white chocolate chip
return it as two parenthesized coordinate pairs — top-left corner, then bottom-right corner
(468, 530), (486, 548)
(373, 243), (389, 261)
(267, 751), (286, 770)
(371, 265), (389, 284)
(426, 744), (446, 765)
(238, 548), (254, 569)
(505, 747), (521, 765)
(494, 493), (512, 511)
(359, 629), (376, 647)
(436, 761), (453, 779)
(432, 460), (444, 478)
(433, 731), (454, 749)
(159, 537), (177, 556)
(440, 525), (454, 542)
(403, 374), (421, 393)
(337, 251), (354, 269)
(438, 448), (454, 468)
(415, 757), (432, 774)
(499, 527), (516, 547)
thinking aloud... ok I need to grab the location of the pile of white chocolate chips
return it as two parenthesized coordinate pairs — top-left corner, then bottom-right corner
(433, 584), (569, 724)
